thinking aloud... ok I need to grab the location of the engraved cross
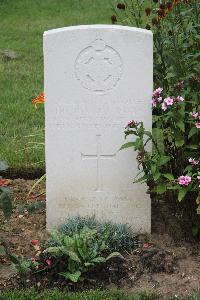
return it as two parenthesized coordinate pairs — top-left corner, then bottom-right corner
(81, 134), (116, 192)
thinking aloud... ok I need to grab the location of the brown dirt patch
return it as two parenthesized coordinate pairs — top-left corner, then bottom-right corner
(0, 179), (200, 298)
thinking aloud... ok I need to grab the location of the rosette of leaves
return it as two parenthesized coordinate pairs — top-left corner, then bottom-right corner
(46, 226), (123, 282)
(58, 216), (138, 252)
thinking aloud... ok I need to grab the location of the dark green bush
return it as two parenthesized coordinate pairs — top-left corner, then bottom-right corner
(57, 216), (138, 252)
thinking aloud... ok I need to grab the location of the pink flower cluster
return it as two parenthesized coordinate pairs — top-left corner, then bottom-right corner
(152, 87), (163, 107)
(189, 158), (199, 166)
(190, 110), (200, 129)
(178, 175), (191, 186)
(161, 97), (174, 111)
(151, 88), (184, 111)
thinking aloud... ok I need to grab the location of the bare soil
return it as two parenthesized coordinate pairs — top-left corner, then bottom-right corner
(0, 179), (199, 298)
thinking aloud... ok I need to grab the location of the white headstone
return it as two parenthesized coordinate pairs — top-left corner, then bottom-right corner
(44, 25), (153, 233)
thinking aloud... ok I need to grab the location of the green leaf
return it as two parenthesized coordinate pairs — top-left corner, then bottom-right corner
(0, 191), (12, 219)
(176, 121), (185, 132)
(186, 144), (198, 150)
(59, 271), (81, 283)
(68, 251), (81, 263)
(157, 156), (171, 166)
(153, 171), (161, 181)
(119, 142), (135, 151)
(175, 135), (184, 147)
(144, 131), (152, 138)
(133, 174), (148, 184)
(106, 252), (124, 261)
(63, 236), (74, 248)
(91, 256), (106, 263)
(188, 127), (198, 139)
(178, 188), (188, 202)
(156, 183), (167, 194)
(163, 173), (175, 181)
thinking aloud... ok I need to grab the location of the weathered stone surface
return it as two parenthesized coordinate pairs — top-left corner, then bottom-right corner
(44, 25), (153, 232)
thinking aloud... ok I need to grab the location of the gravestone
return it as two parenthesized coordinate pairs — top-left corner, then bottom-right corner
(44, 25), (153, 233)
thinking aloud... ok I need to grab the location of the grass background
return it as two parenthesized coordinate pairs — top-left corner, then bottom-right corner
(1, 289), (200, 300)
(0, 0), (112, 170)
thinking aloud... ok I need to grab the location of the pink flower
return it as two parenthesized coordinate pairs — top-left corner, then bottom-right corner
(151, 98), (157, 107)
(125, 120), (133, 128)
(153, 87), (163, 97)
(164, 97), (174, 106)
(195, 122), (200, 129)
(176, 96), (184, 102)
(190, 111), (199, 119)
(189, 158), (199, 165)
(161, 102), (167, 111)
(178, 175), (191, 186)
(197, 176), (200, 181)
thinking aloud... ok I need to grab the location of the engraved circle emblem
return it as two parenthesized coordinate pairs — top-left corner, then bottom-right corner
(75, 39), (123, 93)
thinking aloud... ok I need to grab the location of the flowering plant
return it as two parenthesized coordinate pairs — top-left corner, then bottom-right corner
(115, 1), (200, 235)
(121, 87), (200, 235)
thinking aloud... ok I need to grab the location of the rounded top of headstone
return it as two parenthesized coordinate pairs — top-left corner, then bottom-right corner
(44, 25), (153, 37)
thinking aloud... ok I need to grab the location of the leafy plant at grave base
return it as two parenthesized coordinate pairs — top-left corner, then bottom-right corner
(14, 226), (123, 283)
(114, 1), (200, 236)
(58, 216), (139, 252)
(0, 161), (12, 220)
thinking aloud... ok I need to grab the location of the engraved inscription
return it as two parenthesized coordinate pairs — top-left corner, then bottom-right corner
(81, 135), (116, 192)
(75, 39), (123, 93)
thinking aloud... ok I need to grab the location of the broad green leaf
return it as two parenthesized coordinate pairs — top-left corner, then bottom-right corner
(186, 144), (198, 149)
(157, 156), (171, 166)
(156, 183), (167, 194)
(178, 188), (188, 202)
(151, 164), (157, 174)
(91, 256), (106, 263)
(59, 271), (81, 283)
(175, 135), (184, 148)
(133, 174), (148, 184)
(188, 127), (198, 139)
(163, 173), (175, 181)
(63, 236), (74, 248)
(68, 251), (81, 263)
(153, 171), (161, 181)
(176, 121), (185, 132)
(119, 142), (135, 151)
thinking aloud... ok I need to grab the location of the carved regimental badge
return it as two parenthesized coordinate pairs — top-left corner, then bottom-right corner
(75, 39), (123, 93)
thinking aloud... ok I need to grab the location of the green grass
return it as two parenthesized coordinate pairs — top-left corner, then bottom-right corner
(0, 0), (112, 169)
(0, 289), (200, 300)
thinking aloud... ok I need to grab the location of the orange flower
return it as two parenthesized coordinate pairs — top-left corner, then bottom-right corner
(173, 0), (179, 4)
(32, 92), (45, 105)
